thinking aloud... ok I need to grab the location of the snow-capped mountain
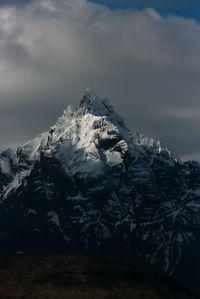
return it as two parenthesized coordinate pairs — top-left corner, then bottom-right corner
(0, 88), (200, 289)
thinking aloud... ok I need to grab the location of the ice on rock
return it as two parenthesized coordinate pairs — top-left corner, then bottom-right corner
(17, 132), (49, 162)
(47, 211), (70, 242)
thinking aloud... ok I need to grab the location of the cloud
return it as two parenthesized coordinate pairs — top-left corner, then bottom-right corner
(0, 0), (200, 161)
(0, 0), (31, 5)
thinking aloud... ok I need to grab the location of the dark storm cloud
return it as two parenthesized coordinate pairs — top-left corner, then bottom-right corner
(0, 0), (200, 161)
(0, 0), (31, 5)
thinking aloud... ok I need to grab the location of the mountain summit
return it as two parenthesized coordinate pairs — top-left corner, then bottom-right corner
(0, 89), (200, 290)
(79, 87), (96, 109)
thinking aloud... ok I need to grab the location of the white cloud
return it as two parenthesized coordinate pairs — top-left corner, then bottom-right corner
(0, 0), (200, 160)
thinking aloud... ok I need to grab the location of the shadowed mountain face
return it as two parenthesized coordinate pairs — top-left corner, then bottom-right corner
(0, 88), (200, 291)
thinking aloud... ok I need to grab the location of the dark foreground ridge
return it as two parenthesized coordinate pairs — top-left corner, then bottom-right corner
(0, 252), (197, 299)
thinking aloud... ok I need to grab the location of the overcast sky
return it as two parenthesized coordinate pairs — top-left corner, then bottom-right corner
(0, 0), (200, 161)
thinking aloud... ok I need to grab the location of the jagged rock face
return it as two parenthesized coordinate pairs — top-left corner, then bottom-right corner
(0, 88), (200, 286)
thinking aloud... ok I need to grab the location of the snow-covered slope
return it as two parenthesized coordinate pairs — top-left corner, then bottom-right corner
(0, 88), (200, 289)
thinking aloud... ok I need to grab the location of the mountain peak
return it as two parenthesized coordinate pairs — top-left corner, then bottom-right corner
(84, 87), (95, 99)
(78, 87), (120, 123)
(79, 87), (96, 109)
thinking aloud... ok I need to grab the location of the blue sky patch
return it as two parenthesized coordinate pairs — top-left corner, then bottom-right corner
(88, 0), (200, 20)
